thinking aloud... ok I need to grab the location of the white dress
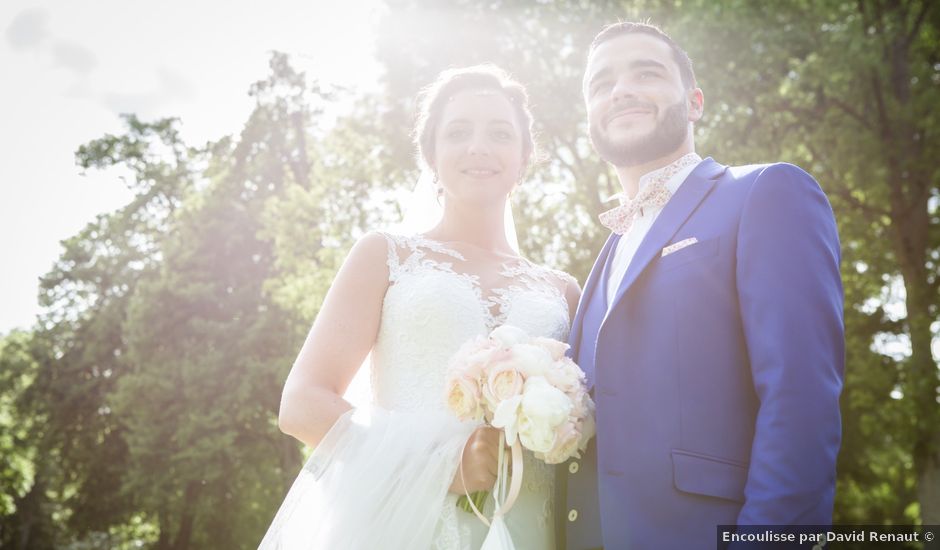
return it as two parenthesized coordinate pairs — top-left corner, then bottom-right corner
(259, 233), (573, 550)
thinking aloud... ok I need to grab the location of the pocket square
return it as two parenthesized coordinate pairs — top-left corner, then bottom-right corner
(661, 237), (699, 257)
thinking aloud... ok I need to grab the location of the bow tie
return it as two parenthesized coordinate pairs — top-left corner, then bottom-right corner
(598, 181), (672, 235)
(597, 153), (702, 235)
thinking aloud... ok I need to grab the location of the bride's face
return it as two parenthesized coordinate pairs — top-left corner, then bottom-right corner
(432, 89), (524, 206)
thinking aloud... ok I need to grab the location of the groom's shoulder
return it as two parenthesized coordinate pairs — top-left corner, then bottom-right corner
(718, 161), (836, 225)
(723, 161), (815, 185)
(720, 161), (823, 200)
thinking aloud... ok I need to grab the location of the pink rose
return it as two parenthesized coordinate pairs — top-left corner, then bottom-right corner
(545, 358), (584, 395)
(532, 336), (570, 361)
(540, 421), (582, 464)
(448, 337), (496, 379)
(445, 375), (483, 422)
(482, 363), (525, 412)
(577, 398), (596, 451)
(567, 389), (587, 418)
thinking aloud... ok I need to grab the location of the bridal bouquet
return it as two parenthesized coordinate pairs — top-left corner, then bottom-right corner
(443, 325), (595, 549)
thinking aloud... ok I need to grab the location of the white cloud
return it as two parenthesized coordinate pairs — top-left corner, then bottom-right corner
(4, 7), (49, 51)
(52, 39), (97, 74)
(101, 66), (196, 116)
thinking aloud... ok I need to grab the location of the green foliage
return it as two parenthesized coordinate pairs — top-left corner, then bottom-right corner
(2, 2), (938, 547)
(0, 331), (39, 516)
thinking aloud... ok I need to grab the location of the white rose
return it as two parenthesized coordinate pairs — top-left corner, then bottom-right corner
(502, 344), (553, 378)
(518, 414), (557, 453)
(542, 422), (582, 464)
(491, 395), (523, 445)
(489, 325), (529, 347)
(520, 376), (571, 429)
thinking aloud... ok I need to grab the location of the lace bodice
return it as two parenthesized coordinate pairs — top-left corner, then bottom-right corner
(371, 233), (572, 412)
(369, 233), (575, 549)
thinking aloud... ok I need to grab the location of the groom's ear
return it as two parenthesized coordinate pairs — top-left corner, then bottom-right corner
(687, 88), (704, 123)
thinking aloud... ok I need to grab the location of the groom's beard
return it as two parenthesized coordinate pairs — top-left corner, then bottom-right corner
(590, 99), (689, 167)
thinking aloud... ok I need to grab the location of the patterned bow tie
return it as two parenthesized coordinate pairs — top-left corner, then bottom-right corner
(598, 153), (702, 235)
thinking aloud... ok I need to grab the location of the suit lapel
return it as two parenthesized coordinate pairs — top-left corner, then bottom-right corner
(601, 158), (725, 328)
(568, 232), (620, 357)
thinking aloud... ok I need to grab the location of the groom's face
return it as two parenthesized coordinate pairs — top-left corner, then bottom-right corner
(584, 33), (701, 167)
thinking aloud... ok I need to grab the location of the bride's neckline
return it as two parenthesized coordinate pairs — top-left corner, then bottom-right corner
(413, 233), (525, 263)
(386, 232), (565, 331)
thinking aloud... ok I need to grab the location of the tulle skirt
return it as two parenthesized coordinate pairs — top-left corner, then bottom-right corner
(258, 405), (478, 550)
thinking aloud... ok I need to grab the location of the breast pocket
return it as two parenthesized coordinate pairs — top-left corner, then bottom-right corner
(657, 236), (720, 272)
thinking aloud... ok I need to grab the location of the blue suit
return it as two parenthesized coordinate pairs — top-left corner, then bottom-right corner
(562, 158), (844, 550)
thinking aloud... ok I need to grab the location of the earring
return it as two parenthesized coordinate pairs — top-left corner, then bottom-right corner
(432, 172), (444, 201)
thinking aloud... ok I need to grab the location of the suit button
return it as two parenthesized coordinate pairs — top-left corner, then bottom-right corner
(568, 461), (580, 474)
(568, 509), (578, 522)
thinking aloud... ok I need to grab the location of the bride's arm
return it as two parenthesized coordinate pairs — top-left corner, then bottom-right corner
(277, 232), (390, 448)
(565, 277), (582, 323)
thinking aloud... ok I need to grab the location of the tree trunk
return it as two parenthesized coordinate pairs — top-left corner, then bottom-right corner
(901, 267), (939, 524)
(917, 433), (940, 524)
(171, 482), (201, 550)
(155, 508), (172, 550)
(881, 1), (939, 523)
(13, 481), (38, 550)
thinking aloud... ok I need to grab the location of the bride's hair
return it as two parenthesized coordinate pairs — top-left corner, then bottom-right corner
(413, 64), (536, 174)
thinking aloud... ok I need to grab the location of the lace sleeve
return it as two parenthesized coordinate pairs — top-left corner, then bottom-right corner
(524, 262), (579, 297)
(549, 268), (580, 293)
(374, 231), (404, 283)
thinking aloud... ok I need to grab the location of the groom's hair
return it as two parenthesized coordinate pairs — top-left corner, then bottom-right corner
(590, 22), (697, 90)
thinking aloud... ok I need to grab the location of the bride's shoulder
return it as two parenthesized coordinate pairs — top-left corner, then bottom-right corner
(343, 231), (394, 270)
(522, 259), (580, 295)
(351, 232), (453, 276)
(364, 231), (427, 251)
(550, 267), (580, 290)
(536, 264), (580, 317)
(523, 257), (578, 286)
(353, 231), (394, 252)
(519, 260), (580, 318)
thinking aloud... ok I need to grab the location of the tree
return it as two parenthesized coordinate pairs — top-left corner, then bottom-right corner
(0, 330), (58, 549)
(108, 54), (331, 549)
(0, 115), (200, 549)
(683, 0), (939, 522)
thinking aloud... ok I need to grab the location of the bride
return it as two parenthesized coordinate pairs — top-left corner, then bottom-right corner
(260, 64), (580, 550)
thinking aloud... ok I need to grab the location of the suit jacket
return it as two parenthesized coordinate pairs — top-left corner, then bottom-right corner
(560, 158), (844, 550)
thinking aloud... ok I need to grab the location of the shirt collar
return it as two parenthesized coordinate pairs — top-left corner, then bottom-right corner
(606, 152), (703, 205)
(638, 152), (702, 195)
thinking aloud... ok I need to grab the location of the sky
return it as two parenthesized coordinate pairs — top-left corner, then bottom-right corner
(0, 0), (383, 334)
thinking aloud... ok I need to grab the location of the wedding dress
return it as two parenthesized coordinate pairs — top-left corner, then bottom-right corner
(259, 233), (573, 550)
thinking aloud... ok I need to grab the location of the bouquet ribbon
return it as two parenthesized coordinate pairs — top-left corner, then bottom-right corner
(458, 433), (524, 527)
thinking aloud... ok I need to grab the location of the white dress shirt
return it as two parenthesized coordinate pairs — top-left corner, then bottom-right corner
(605, 156), (703, 308)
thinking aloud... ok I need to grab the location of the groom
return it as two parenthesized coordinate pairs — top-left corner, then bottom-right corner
(560, 22), (844, 549)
